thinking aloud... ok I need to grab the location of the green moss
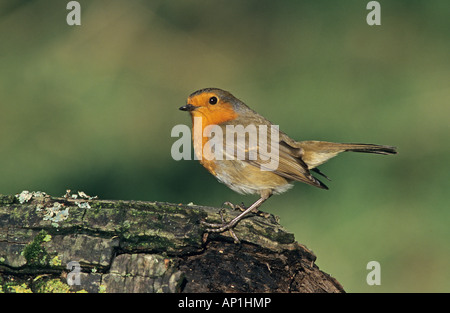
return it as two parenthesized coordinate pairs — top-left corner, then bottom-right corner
(88, 202), (102, 209)
(121, 234), (177, 252)
(156, 203), (188, 214)
(34, 278), (71, 293)
(1, 276), (87, 293)
(89, 201), (121, 209)
(50, 255), (62, 267)
(21, 230), (51, 267)
(33, 276), (88, 293)
(4, 283), (33, 293)
(98, 284), (107, 293)
(0, 194), (15, 205)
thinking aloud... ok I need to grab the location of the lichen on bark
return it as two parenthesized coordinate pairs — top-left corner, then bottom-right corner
(0, 191), (344, 293)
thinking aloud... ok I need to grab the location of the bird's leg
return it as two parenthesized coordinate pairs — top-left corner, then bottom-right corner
(218, 208), (240, 243)
(201, 194), (271, 235)
(222, 201), (270, 218)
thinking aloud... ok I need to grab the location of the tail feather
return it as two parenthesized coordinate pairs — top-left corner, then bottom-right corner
(311, 167), (332, 181)
(298, 141), (397, 169)
(335, 143), (397, 155)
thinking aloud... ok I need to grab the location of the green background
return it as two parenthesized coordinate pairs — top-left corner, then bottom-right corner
(0, 0), (448, 292)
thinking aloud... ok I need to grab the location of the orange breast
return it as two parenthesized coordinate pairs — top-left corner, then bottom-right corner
(191, 103), (238, 175)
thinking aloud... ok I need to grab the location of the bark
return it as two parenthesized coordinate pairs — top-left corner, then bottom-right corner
(0, 191), (344, 293)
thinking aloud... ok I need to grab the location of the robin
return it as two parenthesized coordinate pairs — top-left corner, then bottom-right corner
(179, 88), (397, 240)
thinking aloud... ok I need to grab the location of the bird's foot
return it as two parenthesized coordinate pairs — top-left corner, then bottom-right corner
(201, 208), (240, 243)
(201, 199), (271, 243)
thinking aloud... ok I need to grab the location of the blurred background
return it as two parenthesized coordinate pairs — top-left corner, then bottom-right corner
(0, 0), (448, 292)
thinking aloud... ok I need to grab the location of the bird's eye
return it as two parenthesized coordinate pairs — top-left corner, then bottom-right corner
(209, 96), (218, 105)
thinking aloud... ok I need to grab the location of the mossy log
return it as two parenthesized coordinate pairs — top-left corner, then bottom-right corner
(0, 191), (344, 293)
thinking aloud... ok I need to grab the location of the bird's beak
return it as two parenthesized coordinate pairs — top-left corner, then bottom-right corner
(179, 103), (196, 112)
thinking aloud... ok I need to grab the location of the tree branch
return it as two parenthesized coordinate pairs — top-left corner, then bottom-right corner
(0, 191), (344, 293)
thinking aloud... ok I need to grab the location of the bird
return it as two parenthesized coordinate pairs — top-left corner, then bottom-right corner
(179, 88), (397, 240)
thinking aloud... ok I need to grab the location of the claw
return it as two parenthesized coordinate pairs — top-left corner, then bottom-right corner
(200, 211), (241, 243)
(222, 201), (246, 212)
(201, 195), (271, 244)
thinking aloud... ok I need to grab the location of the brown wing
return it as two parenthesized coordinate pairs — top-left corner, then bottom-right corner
(251, 140), (328, 189)
(225, 126), (328, 190)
